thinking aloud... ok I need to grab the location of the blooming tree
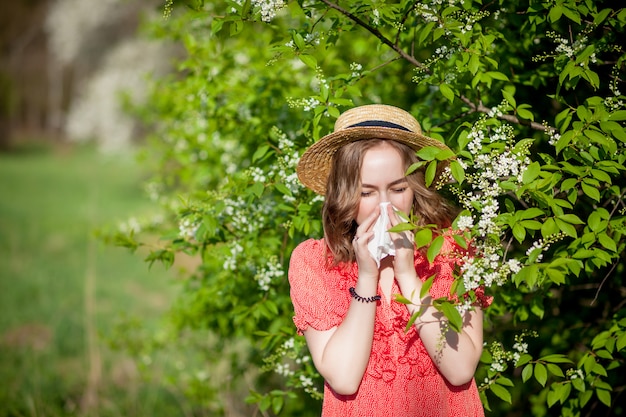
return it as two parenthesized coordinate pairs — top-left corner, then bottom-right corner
(111, 1), (626, 415)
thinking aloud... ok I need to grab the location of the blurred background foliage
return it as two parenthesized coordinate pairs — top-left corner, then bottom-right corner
(1, 0), (625, 416)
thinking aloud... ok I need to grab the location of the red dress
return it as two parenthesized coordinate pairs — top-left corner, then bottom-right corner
(289, 235), (488, 417)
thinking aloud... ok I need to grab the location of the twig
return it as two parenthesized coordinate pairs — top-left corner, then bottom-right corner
(319, 0), (429, 71)
(321, 0), (554, 132)
(459, 96), (550, 131)
(590, 261), (619, 306)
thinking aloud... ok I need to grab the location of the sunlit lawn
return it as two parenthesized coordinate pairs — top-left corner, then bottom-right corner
(0, 143), (183, 416)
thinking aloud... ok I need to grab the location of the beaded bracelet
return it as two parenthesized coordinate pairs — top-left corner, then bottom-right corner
(349, 287), (381, 303)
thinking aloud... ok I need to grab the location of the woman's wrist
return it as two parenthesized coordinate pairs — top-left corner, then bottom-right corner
(396, 273), (421, 297)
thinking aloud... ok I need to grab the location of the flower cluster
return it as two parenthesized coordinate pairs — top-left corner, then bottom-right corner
(447, 117), (532, 306)
(480, 331), (537, 381)
(254, 256), (285, 291)
(223, 242), (244, 271)
(222, 196), (275, 235)
(567, 368), (585, 380)
(263, 337), (323, 400)
(179, 217), (199, 240)
(525, 233), (566, 263)
(118, 217), (142, 234)
(250, 0), (286, 22)
(350, 62), (363, 79)
(533, 30), (594, 65)
(266, 127), (302, 202)
(371, 9), (381, 26)
(544, 124), (561, 146)
(605, 65), (625, 111)
(414, 3), (440, 23)
(286, 97), (321, 112)
(460, 248), (520, 292)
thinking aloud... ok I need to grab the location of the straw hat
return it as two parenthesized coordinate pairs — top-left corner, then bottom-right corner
(297, 104), (452, 195)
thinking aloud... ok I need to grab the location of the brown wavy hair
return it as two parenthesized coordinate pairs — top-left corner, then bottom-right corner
(322, 139), (458, 265)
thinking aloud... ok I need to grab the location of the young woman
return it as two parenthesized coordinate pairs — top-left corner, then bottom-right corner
(289, 104), (490, 416)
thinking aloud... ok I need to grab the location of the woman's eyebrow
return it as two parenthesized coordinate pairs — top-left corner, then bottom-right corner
(361, 177), (408, 188)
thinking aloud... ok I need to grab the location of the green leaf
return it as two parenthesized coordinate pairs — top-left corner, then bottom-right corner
(562, 5), (581, 23)
(557, 214), (584, 224)
(541, 218), (558, 238)
(547, 386), (560, 407)
(468, 53), (480, 75)
(418, 21), (436, 45)
(440, 83), (455, 102)
(502, 89), (516, 107)
(555, 218), (578, 238)
(405, 311), (419, 332)
(420, 274), (435, 299)
(549, 5), (563, 22)
(519, 207), (545, 219)
(596, 388), (612, 407)
(489, 383), (512, 403)
(608, 110), (626, 121)
(425, 160), (437, 187)
(272, 394), (284, 414)
(516, 353), (532, 367)
(427, 235), (445, 263)
(547, 363), (564, 377)
(590, 168), (612, 184)
(452, 233), (468, 249)
(450, 160), (465, 183)
(415, 227), (433, 249)
(388, 222), (416, 233)
(597, 233), (617, 252)
(486, 71), (508, 81)
(438, 301), (463, 332)
(517, 107), (534, 121)
(616, 331), (626, 351)
(274, 182), (292, 197)
(522, 161), (541, 184)
(522, 363), (533, 382)
(593, 8), (612, 25)
(581, 181), (601, 201)
(249, 181), (264, 197)
(512, 223), (526, 242)
(534, 362), (548, 386)
(252, 144), (270, 161)
(416, 146), (444, 161)
(539, 354), (573, 364)
(394, 294), (412, 305)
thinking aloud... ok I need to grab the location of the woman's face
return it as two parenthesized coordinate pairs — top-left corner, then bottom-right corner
(355, 142), (414, 225)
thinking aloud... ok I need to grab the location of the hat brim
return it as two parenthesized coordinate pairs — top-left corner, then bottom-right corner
(297, 126), (451, 195)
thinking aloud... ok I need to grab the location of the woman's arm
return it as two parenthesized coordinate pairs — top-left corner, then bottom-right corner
(396, 276), (484, 386)
(303, 209), (382, 396)
(388, 205), (483, 386)
(303, 277), (378, 395)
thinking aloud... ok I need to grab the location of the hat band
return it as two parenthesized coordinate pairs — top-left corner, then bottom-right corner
(347, 120), (412, 132)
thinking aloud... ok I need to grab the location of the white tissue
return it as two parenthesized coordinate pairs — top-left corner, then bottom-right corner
(367, 202), (396, 267)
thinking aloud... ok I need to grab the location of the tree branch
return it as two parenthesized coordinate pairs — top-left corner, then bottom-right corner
(590, 261), (619, 306)
(320, 0), (428, 71)
(459, 96), (551, 131)
(322, 0), (554, 132)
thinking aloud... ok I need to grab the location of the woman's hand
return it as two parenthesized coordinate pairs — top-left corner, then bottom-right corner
(353, 205), (380, 279)
(387, 204), (417, 284)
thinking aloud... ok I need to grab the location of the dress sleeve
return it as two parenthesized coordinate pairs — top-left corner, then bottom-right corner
(288, 239), (351, 335)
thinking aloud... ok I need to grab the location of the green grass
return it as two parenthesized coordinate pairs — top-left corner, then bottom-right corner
(0, 144), (185, 416)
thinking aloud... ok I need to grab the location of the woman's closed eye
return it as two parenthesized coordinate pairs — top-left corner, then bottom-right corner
(392, 187), (407, 193)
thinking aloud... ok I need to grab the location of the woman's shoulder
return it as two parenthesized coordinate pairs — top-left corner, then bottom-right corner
(289, 238), (353, 284)
(291, 238), (327, 264)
